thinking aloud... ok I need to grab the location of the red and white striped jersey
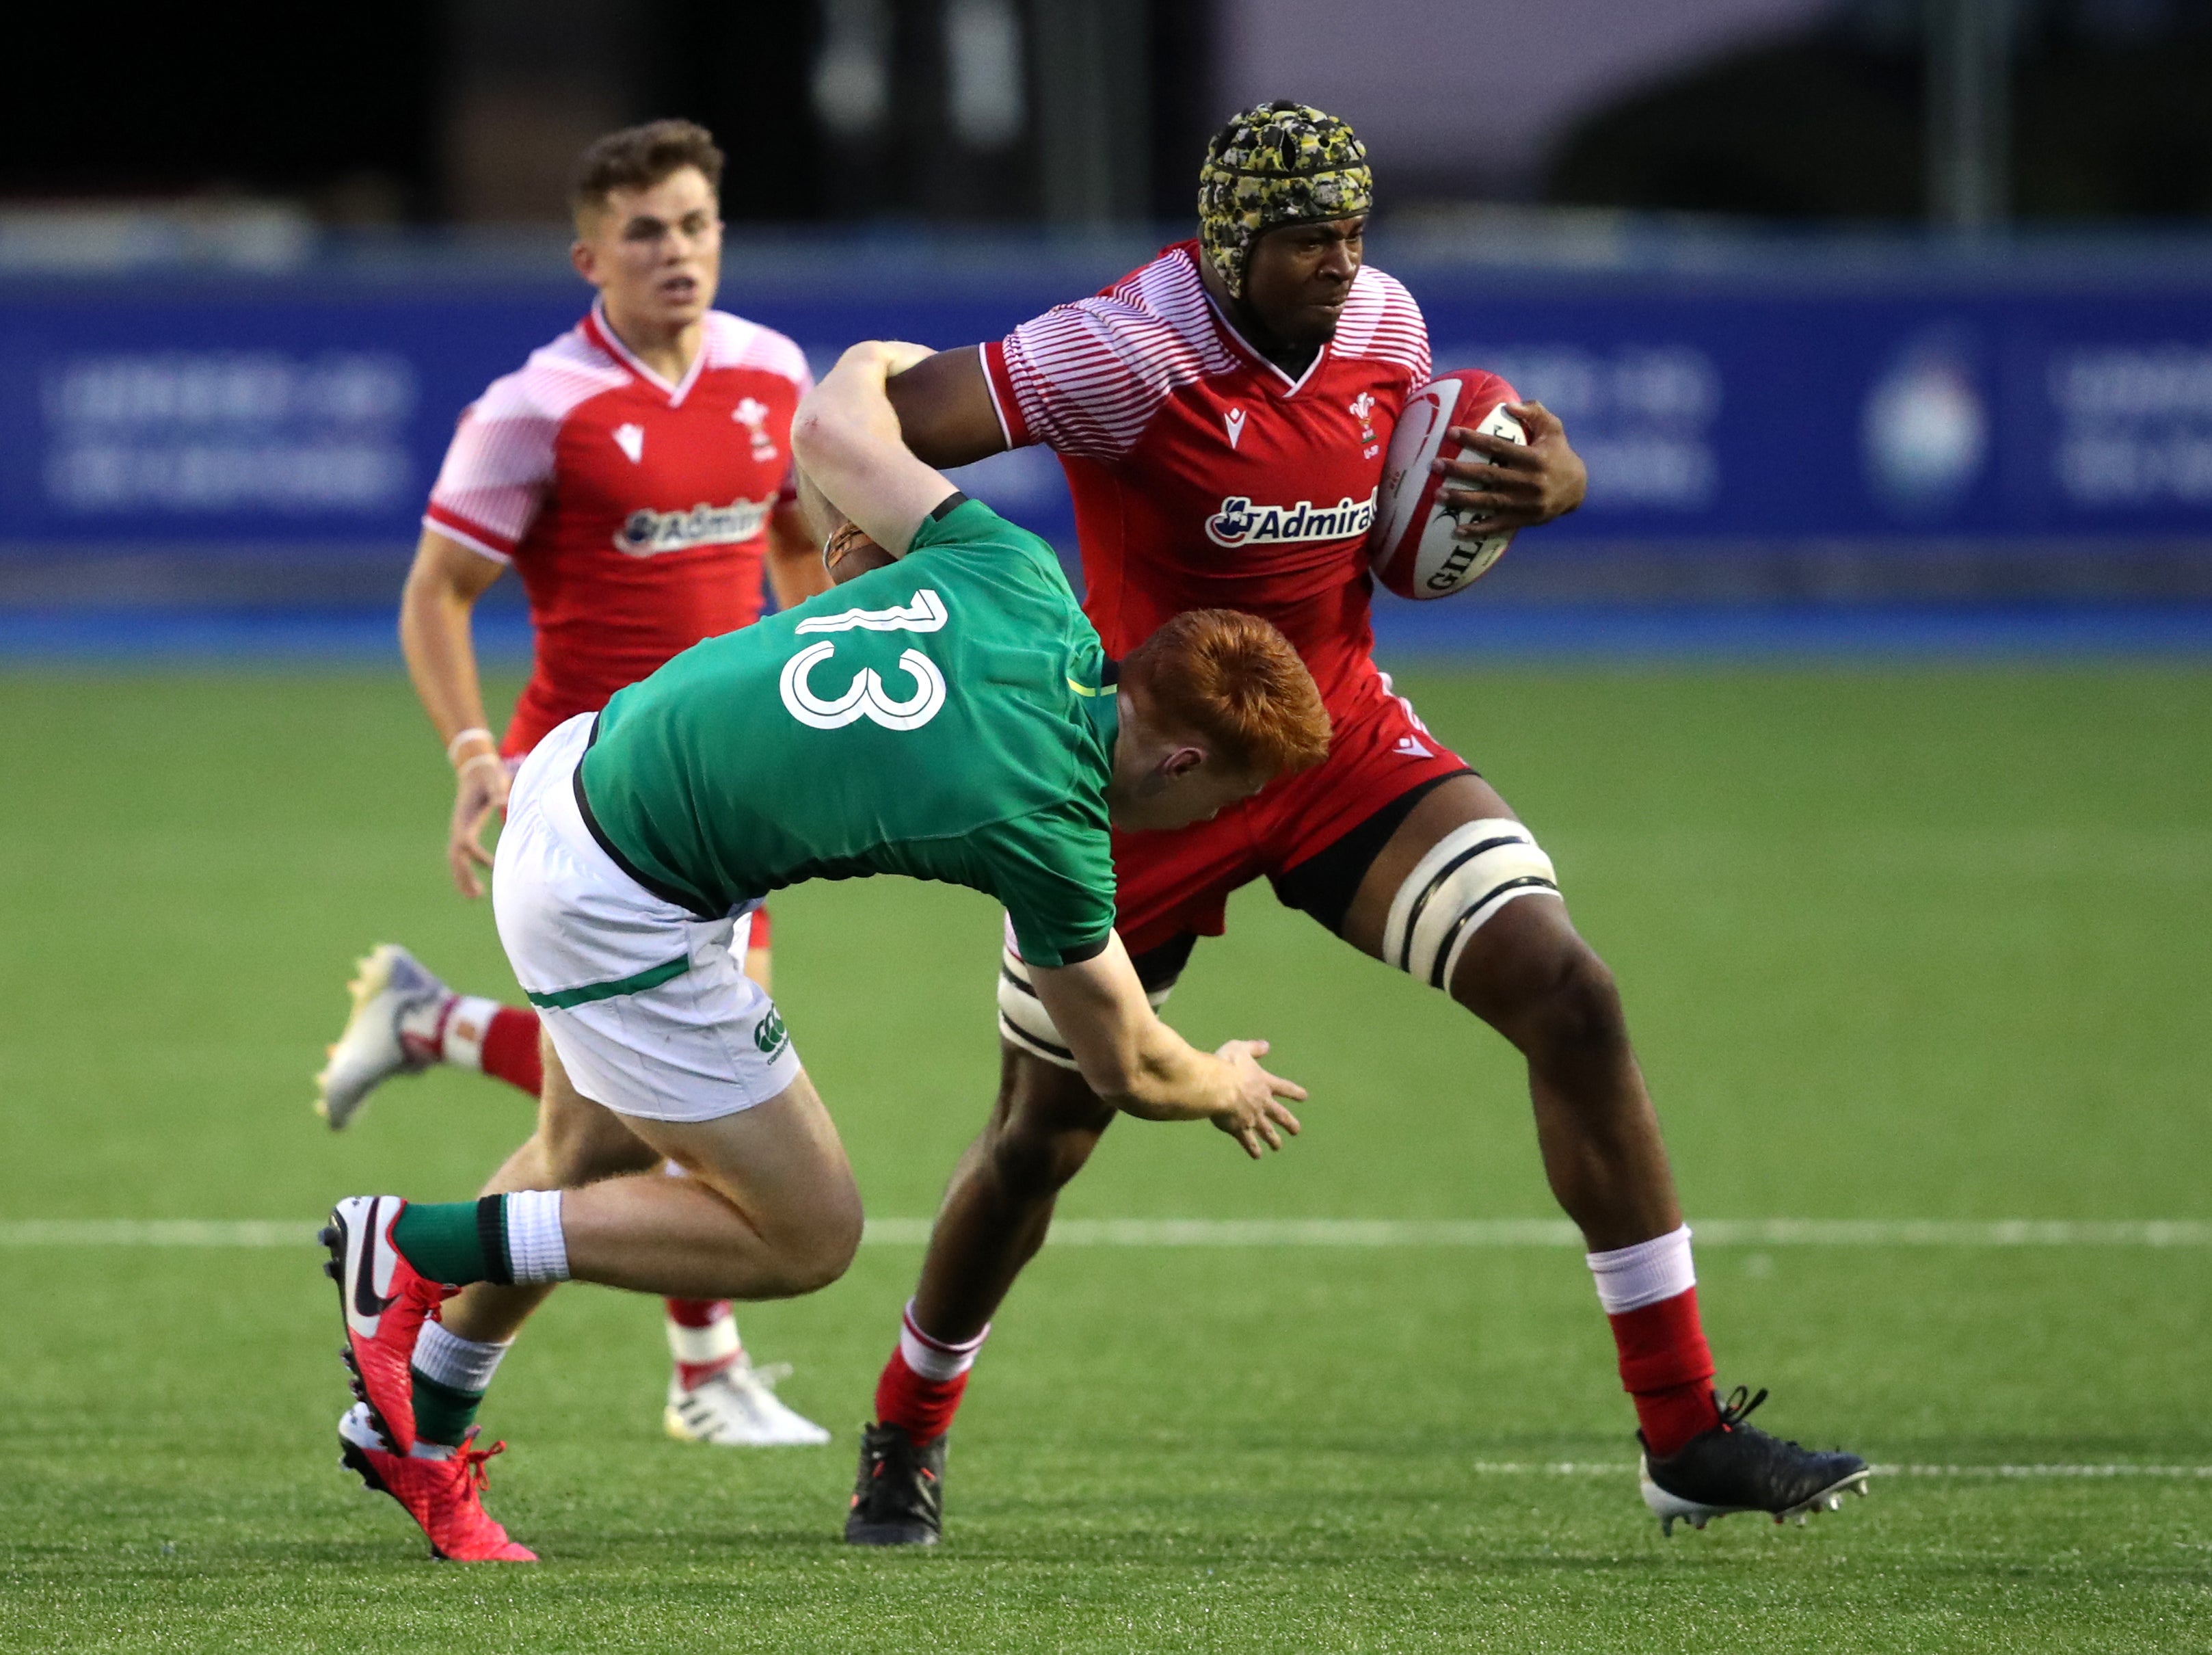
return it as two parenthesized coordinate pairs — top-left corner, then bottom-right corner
(982, 241), (1429, 705)
(425, 300), (811, 757)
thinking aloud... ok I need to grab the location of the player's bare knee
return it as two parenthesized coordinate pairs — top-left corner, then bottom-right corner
(984, 1050), (1113, 1194)
(1526, 940), (1627, 1063)
(983, 1112), (1106, 1196)
(778, 1202), (863, 1294)
(730, 1180), (863, 1297)
(1462, 921), (1627, 1066)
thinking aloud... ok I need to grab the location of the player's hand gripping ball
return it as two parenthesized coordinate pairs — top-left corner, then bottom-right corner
(823, 520), (896, 585)
(1370, 371), (1527, 600)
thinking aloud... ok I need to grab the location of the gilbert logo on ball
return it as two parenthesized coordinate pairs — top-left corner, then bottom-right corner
(1370, 371), (1525, 600)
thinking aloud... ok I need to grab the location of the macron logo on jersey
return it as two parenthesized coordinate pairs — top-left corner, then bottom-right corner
(615, 496), (774, 557)
(1223, 406), (1247, 449)
(613, 423), (645, 463)
(1205, 490), (1377, 549)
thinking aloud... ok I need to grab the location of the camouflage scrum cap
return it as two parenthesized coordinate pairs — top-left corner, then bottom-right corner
(1197, 101), (1372, 299)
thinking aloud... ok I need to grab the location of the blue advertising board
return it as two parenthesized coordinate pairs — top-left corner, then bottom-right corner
(1420, 286), (2212, 544)
(4, 248), (2209, 561)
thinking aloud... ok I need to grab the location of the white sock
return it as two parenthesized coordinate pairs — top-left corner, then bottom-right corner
(900, 1300), (989, 1382)
(439, 996), (503, 1070)
(1586, 1223), (1696, 1315)
(411, 1322), (513, 1393)
(503, 1190), (570, 1284)
(666, 1308), (743, 1373)
(405, 1324), (512, 1460)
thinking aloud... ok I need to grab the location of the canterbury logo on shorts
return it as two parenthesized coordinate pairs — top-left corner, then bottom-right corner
(754, 1007), (788, 1055)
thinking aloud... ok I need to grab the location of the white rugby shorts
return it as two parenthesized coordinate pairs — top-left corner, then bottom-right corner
(492, 713), (800, 1123)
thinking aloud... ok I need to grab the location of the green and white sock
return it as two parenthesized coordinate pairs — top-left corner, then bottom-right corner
(408, 1323), (511, 1459)
(390, 1191), (570, 1287)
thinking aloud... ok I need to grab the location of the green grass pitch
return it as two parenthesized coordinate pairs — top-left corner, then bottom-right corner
(1, 663), (2208, 1652)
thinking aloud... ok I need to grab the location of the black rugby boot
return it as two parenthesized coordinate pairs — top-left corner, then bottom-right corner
(844, 1422), (946, 1546)
(1640, 1386), (1871, 1535)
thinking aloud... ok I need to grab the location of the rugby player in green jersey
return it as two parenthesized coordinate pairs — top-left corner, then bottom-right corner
(317, 339), (1333, 1562)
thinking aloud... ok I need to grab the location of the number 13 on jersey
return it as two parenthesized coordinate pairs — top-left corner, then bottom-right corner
(777, 588), (950, 732)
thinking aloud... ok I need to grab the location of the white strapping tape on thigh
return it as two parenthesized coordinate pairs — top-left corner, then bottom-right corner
(1382, 818), (1560, 991)
(996, 946), (1171, 1072)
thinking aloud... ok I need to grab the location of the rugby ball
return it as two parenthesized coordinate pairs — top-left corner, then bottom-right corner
(1369, 371), (1525, 600)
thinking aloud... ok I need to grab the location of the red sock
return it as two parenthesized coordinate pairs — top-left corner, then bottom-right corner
(478, 1005), (543, 1098)
(1608, 1286), (1720, 1457)
(874, 1348), (970, 1444)
(665, 1298), (742, 1390)
(872, 1304), (989, 1444)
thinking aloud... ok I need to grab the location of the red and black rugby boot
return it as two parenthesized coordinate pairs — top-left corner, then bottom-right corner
(321, 1195), (455, 1456)
(844, 1421), (946, 1546)
(338, 1404), (536, 1562)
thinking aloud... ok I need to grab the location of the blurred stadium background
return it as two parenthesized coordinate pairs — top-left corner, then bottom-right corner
(5, 4), (2209, 1650)
(6, 0), (2212, 652)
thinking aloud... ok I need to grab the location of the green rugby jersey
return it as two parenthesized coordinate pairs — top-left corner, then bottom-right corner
(576, 494), (1119, 968)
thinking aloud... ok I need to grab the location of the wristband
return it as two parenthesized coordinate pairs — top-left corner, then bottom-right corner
(446, 726), (495, 764)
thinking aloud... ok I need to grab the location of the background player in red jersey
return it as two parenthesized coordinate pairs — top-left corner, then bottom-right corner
(314, 120), (833, 1450)
(841, 103), (1867, 1546)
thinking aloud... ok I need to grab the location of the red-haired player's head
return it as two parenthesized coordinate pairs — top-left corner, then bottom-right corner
(801, 456), (1327, 832)
(568, 119), (725, 346)
(803, 493), (1326, 830)
(1108, 609), (1331, 832)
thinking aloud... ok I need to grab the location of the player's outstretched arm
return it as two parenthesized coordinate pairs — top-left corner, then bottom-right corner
(882, 346), (1010, 470)
(1028, 934), (1305, 1159)
(791, 341), (961, 559)
(398, 528), (509, 899)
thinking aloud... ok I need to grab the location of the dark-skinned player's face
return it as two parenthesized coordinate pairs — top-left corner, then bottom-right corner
(1242, 215), (1365, 347)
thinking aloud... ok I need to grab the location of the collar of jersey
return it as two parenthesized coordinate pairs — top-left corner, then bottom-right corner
(1080, 682), (1120, 755)
(584, 299), (711, 408)
(1189, 256), (1331, 397)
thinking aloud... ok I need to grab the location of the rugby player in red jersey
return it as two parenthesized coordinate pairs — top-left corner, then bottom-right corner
(313, 120), (832, 1455)
(842, 103), (1867, 1545)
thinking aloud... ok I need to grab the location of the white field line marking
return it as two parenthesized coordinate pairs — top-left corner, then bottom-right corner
(0, 1219), (321, 1247)
(1470, 1461), (2212, 1480)
(1026, 1218), (2212, 1248)
(3, 1217), (2211, 1249)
